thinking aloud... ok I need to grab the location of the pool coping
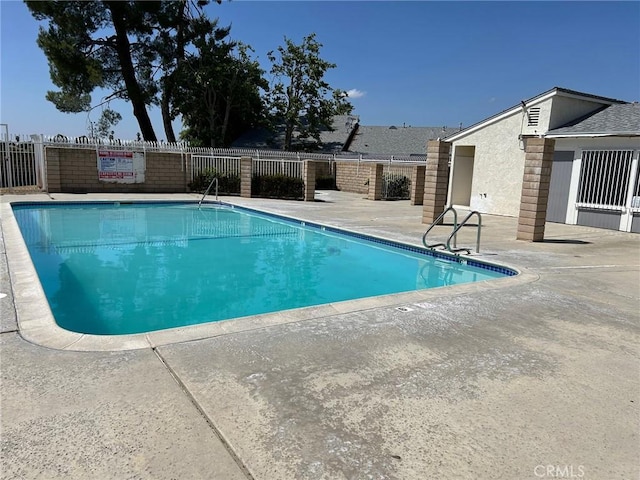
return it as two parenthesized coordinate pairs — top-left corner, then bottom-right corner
(2, 198), (537, 352)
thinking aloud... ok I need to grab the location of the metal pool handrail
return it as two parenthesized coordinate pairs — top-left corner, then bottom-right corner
(446, 211), (482, 254)
(198, 177), (219, 209)
(422, 206), (458, 250)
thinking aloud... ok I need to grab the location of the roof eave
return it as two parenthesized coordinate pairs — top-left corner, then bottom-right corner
(444, 87), (626, 143)
(545, 132), (640, 139)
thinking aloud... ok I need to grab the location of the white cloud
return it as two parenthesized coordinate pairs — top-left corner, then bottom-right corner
(346, 89), (366, 99)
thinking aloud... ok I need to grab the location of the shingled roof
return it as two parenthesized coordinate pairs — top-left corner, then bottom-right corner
(231, 115), (358, 153)
(546, 102), (640, 137)
(232, 115), (459, 155)
(347, 125), (459, 155)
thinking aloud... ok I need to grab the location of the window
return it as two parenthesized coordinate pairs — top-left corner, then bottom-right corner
(577, 150), (634, 208)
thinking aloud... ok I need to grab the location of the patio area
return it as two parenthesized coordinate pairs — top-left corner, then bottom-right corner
(1, 190), (638, 479)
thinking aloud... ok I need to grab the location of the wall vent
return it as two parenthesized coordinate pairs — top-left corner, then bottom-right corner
(527, 107), (541, 127)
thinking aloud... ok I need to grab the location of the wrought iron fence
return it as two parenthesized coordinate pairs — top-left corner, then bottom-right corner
(40, 135), (429, 164)
(382, 164), (413, 200)
(1, 127), (429, 191)
(253, 158), (303, 179)
(190, 155), (241, 181)
(0, 130), (44, 189)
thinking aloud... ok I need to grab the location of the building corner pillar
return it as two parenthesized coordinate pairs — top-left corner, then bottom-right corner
(422, 140), (451, 224)
(517, 137), (555, 241)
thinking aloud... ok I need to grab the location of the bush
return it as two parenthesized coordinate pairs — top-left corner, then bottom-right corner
(252, 174), (304, 199)
(385, 176), (410, 200)
(189, 168), (241, 195)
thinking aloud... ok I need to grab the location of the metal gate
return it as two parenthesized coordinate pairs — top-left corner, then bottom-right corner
(0, 125), (45, 189)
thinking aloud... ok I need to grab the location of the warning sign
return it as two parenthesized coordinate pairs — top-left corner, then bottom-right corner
(97, 149), (145, 183)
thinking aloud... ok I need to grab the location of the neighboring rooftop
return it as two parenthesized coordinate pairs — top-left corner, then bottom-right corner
(348, 125), (459, 155)
(231, 115), (358, 153)
(546, 102), (640, 137)
(232, 115), (458, 155)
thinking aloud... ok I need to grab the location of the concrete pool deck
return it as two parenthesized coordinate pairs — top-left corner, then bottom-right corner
(1, 191), (638, 479)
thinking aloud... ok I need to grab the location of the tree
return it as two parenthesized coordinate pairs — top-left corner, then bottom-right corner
(265, 33), (352, 151)
(173, 26), (267, 147)
(26, 1), (228, 142)
(94, 109), (122, 140)
(150, 0), (216, 142)
(25, 1), (159, 140)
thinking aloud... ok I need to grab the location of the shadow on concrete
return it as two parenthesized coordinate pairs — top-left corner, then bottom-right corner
(541, 239), (592, 245)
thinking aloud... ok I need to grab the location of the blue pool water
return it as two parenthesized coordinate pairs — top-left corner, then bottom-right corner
(12, 202), (514, 335)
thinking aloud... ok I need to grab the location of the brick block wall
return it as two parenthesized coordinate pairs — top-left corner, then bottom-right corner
(368, 163), (384, 200)
(314, 161), (333, 180)
(46, 147), (188, 193)
(335, 161), (369, 194)
(422, 140), (451, 224)
(240, 156), (252, 198)
(44, 147), (61, 192)
(517, 138), (555, 241)
(143, 152), (188, 192)
(410, 165), (426, 205)
(303, 160), (316, 202)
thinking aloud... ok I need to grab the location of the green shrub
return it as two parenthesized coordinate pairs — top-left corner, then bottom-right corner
(189, 168), (240, 195)
(252, 174), (304, 199)
(385, 176), (410, 199)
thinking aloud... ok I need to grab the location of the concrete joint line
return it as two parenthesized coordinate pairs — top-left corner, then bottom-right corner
(152, 347), (256, 480)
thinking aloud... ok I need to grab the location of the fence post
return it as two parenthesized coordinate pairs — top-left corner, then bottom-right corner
(1, 124), (12, 188)
(368, 163), (384, 200)
(517, 137), (555, 241)
(303, 159), (316, 202)
(30, 134), (47, 190)
(411, 164), (426, 205)
(184, 152), (191, 192)
(240, 156), (252, 198)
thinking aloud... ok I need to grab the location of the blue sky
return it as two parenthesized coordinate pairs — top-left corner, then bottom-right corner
(1, 1), (639, 140)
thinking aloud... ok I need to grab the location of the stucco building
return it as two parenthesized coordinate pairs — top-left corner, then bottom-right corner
(444, 87), (639, 233)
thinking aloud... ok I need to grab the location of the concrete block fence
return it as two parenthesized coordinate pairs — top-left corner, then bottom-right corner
(43, 147), (428, 204)
(41, 142), (554, 241)
(45, 147), (189, 194)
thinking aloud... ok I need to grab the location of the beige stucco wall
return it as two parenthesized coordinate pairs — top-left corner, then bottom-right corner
(548, 96), (615, 131)
(520, 98), (553, 137)
(521, 96), (613, 137)
(449, 112), (528, 217)
(447, 92), (620, 218)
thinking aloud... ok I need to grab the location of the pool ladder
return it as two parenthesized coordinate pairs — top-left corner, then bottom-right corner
(198, 177), (219, 209)
(422, 206), (482, 254)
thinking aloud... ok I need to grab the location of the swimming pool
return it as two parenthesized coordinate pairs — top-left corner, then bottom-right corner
(12, 201), (515, 335)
